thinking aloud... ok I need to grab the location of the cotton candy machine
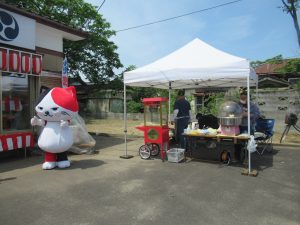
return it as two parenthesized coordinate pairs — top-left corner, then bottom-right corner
(218, 101), (243, 135)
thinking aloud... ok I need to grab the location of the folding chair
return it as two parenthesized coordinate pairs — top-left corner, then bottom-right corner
(254, 118), (275, 155)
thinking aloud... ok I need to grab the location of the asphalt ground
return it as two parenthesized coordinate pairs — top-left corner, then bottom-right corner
(0, 135), (299, 225)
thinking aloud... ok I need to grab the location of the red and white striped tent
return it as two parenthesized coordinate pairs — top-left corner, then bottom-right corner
(0, 132), (34, 152)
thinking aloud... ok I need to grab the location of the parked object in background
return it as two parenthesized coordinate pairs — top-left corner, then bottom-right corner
(254, 118), (275, 155)
(280, 112), (300, 143)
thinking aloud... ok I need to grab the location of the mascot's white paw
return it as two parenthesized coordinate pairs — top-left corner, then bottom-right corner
(31, 116), (44, 126)
(57, 160), (70, 168)
(60, 120), (69, 127)
(42, 162), (56, 170)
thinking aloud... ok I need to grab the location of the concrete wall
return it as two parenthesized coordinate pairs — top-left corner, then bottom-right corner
(82, 89), (300, 134)
(84, 98), (123, 114)
(256, 89), (300, 134)
(83, 111), (143, 121)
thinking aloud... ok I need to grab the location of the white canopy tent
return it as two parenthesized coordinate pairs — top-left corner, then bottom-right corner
(123, 38), (258, 174)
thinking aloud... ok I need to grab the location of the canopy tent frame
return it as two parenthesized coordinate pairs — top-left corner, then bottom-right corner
(122, 38), (258, 174)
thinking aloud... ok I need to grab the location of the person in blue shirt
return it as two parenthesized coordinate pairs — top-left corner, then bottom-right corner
(171, 90), (192, 148)
(233, 88), (260, 162)
(238, 87), (260, 134)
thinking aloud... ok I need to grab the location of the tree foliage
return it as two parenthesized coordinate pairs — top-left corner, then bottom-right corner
(6, 0), (122, 85)
(251, 55), (300, 74)
(280, 0), (300, 47)
(250, 55), (284, 68)
(276, 58), (300, 74)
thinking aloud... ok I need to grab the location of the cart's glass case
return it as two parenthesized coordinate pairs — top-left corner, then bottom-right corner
(144, 98), (168, 127)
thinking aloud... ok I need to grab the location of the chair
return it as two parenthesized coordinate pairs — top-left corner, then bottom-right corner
(254, 118), (275, 155)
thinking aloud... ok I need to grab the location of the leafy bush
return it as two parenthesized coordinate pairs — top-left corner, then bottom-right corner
(127, 101), (143, 113)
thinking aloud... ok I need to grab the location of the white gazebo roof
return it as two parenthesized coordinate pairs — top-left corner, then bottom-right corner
(124, 38), (257, 89)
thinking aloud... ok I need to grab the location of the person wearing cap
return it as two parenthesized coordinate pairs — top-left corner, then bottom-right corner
(238, 87), (260, 134)
(171, 90), (192, 148)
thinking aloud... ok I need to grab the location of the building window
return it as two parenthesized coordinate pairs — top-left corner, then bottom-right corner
(1, 73), (31, 131)
(196, 95), (204, 112)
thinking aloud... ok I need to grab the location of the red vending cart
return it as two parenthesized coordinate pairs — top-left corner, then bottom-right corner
(136, 97), (169, 161)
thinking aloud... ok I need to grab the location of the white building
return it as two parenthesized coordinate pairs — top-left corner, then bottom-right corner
(0, 3), (87, 151)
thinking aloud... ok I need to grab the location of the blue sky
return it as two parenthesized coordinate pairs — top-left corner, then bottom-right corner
(86, 0), (299, 69)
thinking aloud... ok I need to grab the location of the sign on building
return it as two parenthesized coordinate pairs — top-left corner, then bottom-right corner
(0, 8), (36, 50)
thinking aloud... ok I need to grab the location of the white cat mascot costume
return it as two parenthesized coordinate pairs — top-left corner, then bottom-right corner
(31, 86), (79, 170)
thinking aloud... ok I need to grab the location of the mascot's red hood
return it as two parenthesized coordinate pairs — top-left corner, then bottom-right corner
(51, 86), (78, 112)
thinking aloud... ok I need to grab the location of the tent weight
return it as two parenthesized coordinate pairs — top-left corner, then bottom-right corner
(241, 168), (258, 177)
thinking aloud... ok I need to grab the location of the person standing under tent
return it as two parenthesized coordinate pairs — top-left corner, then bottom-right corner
(238, 87), (260, 134)
(171, 90), (192, 148)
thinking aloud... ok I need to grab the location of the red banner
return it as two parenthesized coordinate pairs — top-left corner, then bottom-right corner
(0, 132), (34, 151)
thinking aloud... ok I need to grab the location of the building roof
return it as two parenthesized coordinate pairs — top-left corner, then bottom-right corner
(258, 77), (289, 88)
(255, 62), (287, 75)
(0, 2), (88, 40)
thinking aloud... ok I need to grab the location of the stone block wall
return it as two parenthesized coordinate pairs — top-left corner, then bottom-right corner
(256, 89), (300, 134)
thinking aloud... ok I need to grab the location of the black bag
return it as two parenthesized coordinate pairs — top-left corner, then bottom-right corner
(196, 113), (219, 129)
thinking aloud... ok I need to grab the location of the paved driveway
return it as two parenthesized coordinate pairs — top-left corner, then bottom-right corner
(0, 136), (299, 225)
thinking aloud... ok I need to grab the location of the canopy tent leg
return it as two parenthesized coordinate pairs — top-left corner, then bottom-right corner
(241, 76), (258, 176)
(168, 81), (172, 123)
(120, 83), (133, 159)
(247, 76), (252, 174)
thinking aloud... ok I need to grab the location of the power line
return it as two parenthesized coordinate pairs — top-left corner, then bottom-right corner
(116, 0), (243, 33)
(83, 0), (106, 28)
(96, 0), (106, 13)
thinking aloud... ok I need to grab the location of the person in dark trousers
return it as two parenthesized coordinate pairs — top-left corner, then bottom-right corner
(238, 87), (260, 134)
(171, 90), (192, 148)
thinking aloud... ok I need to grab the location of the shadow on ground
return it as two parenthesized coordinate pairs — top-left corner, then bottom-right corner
(251, 148), (279, 171)
(91, 134), (140, 150)
(0, 177), (17, 184)
(66, 159), (105, 170)
(0, 149), (43, 173)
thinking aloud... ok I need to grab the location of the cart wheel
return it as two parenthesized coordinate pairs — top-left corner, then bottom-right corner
(139, 145), (151, 160)
(221, 151), (230, 164)
(147, 143), (160, 156)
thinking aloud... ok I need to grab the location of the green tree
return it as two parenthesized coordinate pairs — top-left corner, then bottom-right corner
(250, 55), (284, 68)
(276, 58), (300, 74)
(281, 0), (300, 47)
(6, 0), (122, 85)
(251, 55), (300, 75)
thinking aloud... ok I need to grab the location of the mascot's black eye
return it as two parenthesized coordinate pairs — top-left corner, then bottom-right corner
(52, 107), (58, 111)
(38, 106), (43, 110)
